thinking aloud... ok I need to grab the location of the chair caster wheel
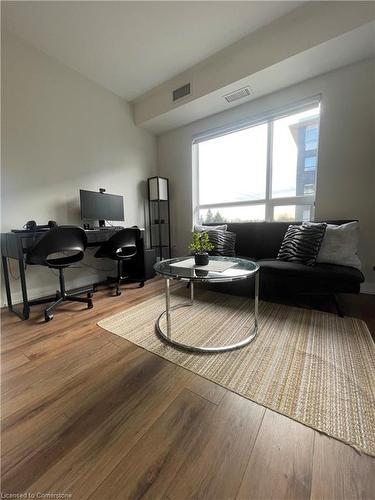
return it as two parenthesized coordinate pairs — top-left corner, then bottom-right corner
(45, 313), (53, 322)
(87, 299), (93, 309)
(139, 281), (145, 288)
(115, 290), (122, 296)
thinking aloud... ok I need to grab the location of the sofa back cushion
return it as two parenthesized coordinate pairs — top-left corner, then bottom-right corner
(194, 223), (227, 232)
(204, 220), (356, 259)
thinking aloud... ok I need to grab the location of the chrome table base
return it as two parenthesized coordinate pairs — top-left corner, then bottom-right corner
(156, 274), (259, 353)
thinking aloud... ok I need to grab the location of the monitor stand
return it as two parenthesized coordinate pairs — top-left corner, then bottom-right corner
(98, 220), (106, 228)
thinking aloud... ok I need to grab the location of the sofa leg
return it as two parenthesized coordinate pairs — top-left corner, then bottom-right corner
(332, 293), (344, 318)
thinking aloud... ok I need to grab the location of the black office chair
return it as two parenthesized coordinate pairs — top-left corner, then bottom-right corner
(94, 228), (142, 296)
(26, 225), (93, 321)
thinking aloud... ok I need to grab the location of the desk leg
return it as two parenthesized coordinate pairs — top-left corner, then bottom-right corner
(2, 256), (13, 311)
(19, 259), (30, 320)
(2, 257), (30, 320)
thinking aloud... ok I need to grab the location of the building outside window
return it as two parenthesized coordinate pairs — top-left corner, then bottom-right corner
(304, 156), (317, 171)
(193, 101), (320, 224)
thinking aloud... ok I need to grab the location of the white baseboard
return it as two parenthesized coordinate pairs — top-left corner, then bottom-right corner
(360, 282), (375, 295)
(1, 271), (103, 307)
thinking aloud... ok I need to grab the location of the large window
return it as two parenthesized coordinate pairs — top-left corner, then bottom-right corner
(194, 102), (320, 223)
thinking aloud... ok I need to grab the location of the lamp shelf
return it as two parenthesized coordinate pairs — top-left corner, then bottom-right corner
(148, 176), (171, 261)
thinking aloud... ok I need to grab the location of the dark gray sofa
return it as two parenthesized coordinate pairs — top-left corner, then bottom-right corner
(206, 220), (364, 314)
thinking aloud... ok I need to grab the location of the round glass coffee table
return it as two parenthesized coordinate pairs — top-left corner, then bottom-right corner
(154, 256), (259, 353)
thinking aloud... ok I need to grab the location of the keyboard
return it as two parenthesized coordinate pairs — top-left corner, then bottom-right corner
(11, 228), (50, 233)
(92, 226), (124, 231)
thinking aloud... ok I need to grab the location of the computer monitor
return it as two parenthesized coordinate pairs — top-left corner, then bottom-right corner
(80, 189), (124, 227)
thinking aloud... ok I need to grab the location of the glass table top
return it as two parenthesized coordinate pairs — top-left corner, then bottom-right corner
(154, 256), (259, 282)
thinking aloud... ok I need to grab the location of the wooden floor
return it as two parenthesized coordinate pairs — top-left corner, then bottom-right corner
(1, 278), (375, 499)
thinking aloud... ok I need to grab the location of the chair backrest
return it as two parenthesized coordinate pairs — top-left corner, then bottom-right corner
(26, 225), (88, 267)
(95, 228), (140, 260)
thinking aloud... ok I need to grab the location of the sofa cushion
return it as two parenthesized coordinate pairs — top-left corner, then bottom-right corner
(258, 259), (364, 284)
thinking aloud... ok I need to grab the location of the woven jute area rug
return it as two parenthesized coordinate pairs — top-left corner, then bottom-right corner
(98, 288), (375, 457)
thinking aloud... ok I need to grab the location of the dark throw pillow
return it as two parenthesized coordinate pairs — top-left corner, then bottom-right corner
(277, 223), (327, 266)
(205, 230), (236, 257)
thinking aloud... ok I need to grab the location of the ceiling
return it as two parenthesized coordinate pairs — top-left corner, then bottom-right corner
(2, 1), (304, 100)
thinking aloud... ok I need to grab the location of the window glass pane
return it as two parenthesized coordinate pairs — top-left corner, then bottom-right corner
(304, 156), (316, 171)
(198, 124), (267, 205)
(303, 184), (315, 195)
(273, 205), (312, 222)
(271, 106), (320, 199)
(199, 205), (265, 223)
(305, 125), (318, 150)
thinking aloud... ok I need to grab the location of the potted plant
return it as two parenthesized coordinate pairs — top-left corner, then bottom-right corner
(188, 231), (214, 266)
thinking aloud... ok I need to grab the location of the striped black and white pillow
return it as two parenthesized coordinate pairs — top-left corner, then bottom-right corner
(205, 230), (236, 257)
(277, 223), (327, 266)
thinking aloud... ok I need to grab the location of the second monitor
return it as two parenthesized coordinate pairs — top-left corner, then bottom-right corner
(80, 189), (124, 227)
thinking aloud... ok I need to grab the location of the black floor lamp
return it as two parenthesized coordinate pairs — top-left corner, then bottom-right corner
(147, 176), (172, 261)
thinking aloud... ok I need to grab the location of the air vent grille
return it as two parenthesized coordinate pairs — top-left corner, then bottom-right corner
(173, 83), (191, 102)
(224, 86), (253, 103)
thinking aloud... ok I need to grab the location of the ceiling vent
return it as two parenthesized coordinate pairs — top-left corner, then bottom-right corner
(173, 83), (191, 102)
(223, 86), (253, 103)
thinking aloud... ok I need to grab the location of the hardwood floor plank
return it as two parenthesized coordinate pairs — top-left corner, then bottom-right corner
(1, 307), (84, 352)
(1, 280), (374, 499)
(90, 389), (216, 500)
(166, 391), (265, 500)
(1, 408), (68, 476)
(44, 342), (142, 420)
(1, 351), (31, 373)
(1, 327), (109, 390)
(26, 364), (193, 499)
(100, 328), (137, 348)
(339, 293), (375, 341)
(236, 409), (314, 500)
(1, 350), (169, 493)
(1, 336), (118, 422)
(1, 342), (144, 472)
(311, 433), (375, 500)
(185, 373), (226, 405)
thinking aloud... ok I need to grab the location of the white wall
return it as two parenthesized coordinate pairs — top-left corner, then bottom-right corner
(1, 32), (157, 304)
(157, 59), (375, 291)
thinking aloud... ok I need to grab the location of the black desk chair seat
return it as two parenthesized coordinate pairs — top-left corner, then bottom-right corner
(26, 226), (93, 321)
(94, 228), (142, 296)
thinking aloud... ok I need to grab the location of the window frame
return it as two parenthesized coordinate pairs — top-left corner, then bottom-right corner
(192, 97), (321, 224)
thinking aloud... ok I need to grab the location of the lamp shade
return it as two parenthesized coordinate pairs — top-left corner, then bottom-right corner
(148, 176), (168, 201)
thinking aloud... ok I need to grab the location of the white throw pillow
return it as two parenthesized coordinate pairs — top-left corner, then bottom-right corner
(194, 224), (227, 232)
(316, 221), (361, 269)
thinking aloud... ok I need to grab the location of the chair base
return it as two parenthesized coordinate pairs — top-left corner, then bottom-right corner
(44, 288), (93, 321)
(44, 267), (93, 322)
(94, 276), (145, 297)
